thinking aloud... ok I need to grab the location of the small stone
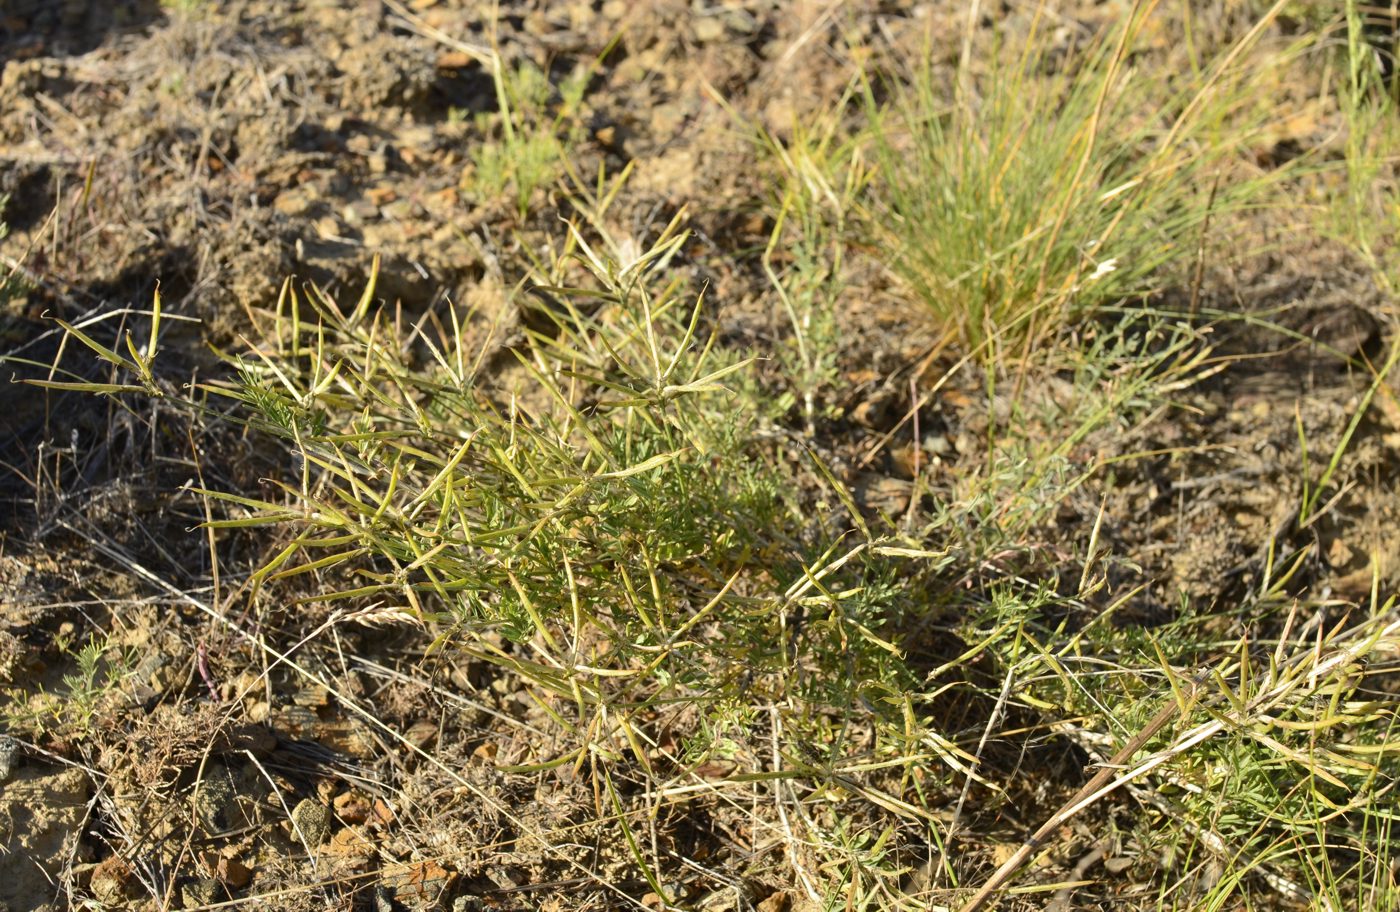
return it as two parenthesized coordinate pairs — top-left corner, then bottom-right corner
(310, 717), (378, 759)
(756, 892), (791, 912)
(148, 665), (174, 695)
(422, 7), (456, 27)
(428, 224), (456, 247)
(853, 474), (914, 516)
(342, 200), (379, 225)
(404, 720), (438, 749)
(366, 186), (398, 206)
(436, 51), (473, 69)
(292, 683), (332, 708)
(90, 856), (134, 903)
(722, 9), (757, 34)
(380, 198), (418, 221)
(383, 859), (455, 902)
(762, 95), (796, 135)
(694, 17), (725, 42)
(192, 773), (237, 834)
(0, 735), (19, 783)
(315, 216), (343, 240)
(126, 684), (159, 712)
(360, 224), (398, 250)
(182, 877), (222, 907)
(291, 799), (331, 847)
(218, 856), (252, 889)
(399, 126), (435, 150)
(272, 705), (317, 738)
(324, 826), (376, 864)
(274, 188), (317, 217)
(333, 790), (372, 824)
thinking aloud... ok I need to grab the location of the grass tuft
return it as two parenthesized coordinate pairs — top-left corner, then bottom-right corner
(864, 2), (1294, 361)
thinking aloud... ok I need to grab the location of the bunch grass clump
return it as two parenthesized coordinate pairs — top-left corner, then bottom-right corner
(1328, 0), (1400, 300)
(865, 1), (1294, 361)
(468, 59), (590, 218)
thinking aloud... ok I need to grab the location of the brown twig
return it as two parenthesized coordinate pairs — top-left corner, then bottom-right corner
(903, 376), (921, 531)
(1188, 172), (1222, 319)
(195, 642), (220, 702)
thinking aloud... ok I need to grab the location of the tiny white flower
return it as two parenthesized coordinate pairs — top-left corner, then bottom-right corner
(1088, 258), (1119, 282)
